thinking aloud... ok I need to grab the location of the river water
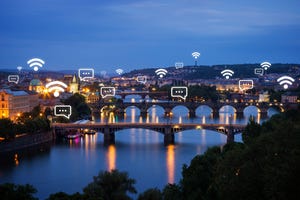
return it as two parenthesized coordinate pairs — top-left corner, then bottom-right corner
(0, 96), (279, 199)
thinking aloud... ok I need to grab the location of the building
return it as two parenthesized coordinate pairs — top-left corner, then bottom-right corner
(69, 74), (79, 94)
(0, 89), (39, 121)
(259, 91), (270, 102)
(29, 78), (44, 93)
(87, 92), (100, 103)
(281, 92), (298, 103)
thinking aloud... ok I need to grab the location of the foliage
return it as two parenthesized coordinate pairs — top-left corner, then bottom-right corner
(0, 183), (38, 200)
(162, 184), (182, 200)
(62, 93), (91, 121)
(83, 169), (137, 200)
(242, 116), (262, 144)
(0, 118), (15, 139)
(46, 192), (86, 200)
(180, 146), (221, 200)
(138, 188), (162, 200)
(174, 108), (300, 200)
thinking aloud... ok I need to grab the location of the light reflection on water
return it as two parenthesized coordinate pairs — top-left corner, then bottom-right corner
(0, 98), (280, 199)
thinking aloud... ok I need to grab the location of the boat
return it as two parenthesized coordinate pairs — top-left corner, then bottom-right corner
(83, 129), (97, 135)
(65, 132), (81, 139)
(64, 129), (81, 139)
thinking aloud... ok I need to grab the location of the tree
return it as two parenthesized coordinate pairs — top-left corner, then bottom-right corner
(180, 147), (221, 200)
(0, 183), (38, 200)
(242, 116), (261, 144)
(83, 169), (137, 200)
(138, 188), (162, 200)
(62, 93), (91, 121)
(162, 184), (182, 200)
(46, 192), (86, 200)
(0, 118), (15, 140)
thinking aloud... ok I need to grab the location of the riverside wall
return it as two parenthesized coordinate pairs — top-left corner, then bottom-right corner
(0, 131), (55, 153)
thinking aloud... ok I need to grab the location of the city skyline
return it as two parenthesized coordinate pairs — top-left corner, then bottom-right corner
(0, 0), (300, 72)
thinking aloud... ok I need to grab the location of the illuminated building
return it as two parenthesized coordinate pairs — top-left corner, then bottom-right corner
(69, 74), (79, 94)
(0, 89), (39, 120)
(29, 78), (44, 93)
(87, 92), (100, 103)
(258, 91), (270, 102)
(281, 92), (298, 103)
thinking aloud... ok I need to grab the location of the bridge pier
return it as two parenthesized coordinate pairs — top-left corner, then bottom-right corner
(140, 111), (148, 118)
(212, 111), (219, 119)
(260, 111), (268, 118)
(226, 127), (234, 144)
(164, 107), (172, 117)
(164, 134), (175, 145)
(104, 133), (115, 145)
(103, 126), (115, 145)
(189, 110), (196, 118)
(235, 112), (244, 119)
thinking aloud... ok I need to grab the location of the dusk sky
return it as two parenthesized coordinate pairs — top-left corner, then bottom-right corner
(0, 0), (300, 73)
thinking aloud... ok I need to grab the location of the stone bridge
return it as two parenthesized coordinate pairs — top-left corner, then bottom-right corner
(53, 122), (246, 145)
(89, 101), (295, 118)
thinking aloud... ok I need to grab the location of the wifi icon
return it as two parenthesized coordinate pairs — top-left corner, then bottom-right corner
(277, 76), (295, 89)
(155, 68), (168, 78)
(221, 69), (234, 79)
(116, 68), (124, 75)
(260, 62), (271, 70)
(45, 81), (68, 97)
(27, 58), (45, 72)
(192, 52), (200, 59)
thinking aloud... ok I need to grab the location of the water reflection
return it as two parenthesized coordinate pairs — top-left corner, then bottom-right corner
(84, 134), (98, 150)
(14, 154), (19, 166)
(106, 145), (116, 171)
(166, 145), (175, 184)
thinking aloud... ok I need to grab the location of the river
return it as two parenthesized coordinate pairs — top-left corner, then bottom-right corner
(0, 96), (279, 199)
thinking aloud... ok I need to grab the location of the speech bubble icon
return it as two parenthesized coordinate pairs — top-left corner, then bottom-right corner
(100, 87), (116, 98)
(171, 86), (188, 100)
(239, 80), (254, 91)
(8, 75), (19, 84)
(54, 105), (72, 119)
(254, 68), (264, 76)
(78, 68), (94, 80)
(175, 62), (184, 69)
(136, 76), (147, 84)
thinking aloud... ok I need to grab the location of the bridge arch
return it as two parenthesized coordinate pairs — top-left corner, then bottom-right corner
(100, 105), (115, 113)
(171, 105), (189, 117)
(124, 94), (143, 102)
(176, 129), (227, 146)
(124, 106), (141, 116)
(219, 105), (237, 114)
(147, 105), (165, 116)
(268, 105), (284, 113)
(196, 105), (213, 117)
(244, 105), (260, 116)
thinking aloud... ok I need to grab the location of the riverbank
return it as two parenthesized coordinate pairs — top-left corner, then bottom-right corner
(0, 131), (55, 153)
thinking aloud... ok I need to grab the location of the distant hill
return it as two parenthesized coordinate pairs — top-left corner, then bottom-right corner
(1, 63), (299, 80)
(123, 63), (300, 79)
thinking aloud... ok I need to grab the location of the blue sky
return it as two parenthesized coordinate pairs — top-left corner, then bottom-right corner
(0, 0), (300, 73)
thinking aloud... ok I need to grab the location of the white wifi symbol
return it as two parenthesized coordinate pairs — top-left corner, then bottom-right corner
(277, 76), (295, 89)
(192, 52), (200, 59)
(116, 68), (124, 75)
(260, 62), (271, 70)
(27, 58), (45, 72)
(45, 81), (68, 97)
(155, 68), (168, 78)
(221, 69), (234, 79)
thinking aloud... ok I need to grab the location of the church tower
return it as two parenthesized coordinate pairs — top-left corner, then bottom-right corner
(69, 74), (79, 94)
